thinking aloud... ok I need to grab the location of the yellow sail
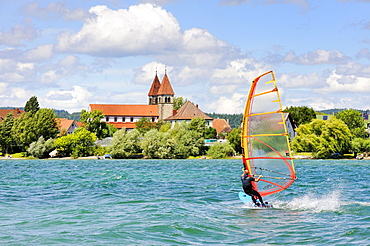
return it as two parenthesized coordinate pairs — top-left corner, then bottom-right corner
(241, 71), (296, 197)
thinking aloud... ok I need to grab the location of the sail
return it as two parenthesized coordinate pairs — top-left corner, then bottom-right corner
(241, 71), (296, 197)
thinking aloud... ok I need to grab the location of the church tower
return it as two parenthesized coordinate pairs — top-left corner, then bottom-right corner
(148, 73), (161, 105)
(147, 71), (175, 120)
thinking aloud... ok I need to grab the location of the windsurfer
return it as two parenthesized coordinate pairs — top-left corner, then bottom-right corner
(241, 169), (266, 207)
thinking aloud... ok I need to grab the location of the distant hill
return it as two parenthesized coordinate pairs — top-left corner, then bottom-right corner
(317, 108), (370, 115)
(53, 109), (81, 121)
(206, 113), (242, 129)
(0, 107), (81, 121)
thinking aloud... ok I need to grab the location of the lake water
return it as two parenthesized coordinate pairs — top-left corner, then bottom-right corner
(0, 159), (369, 245)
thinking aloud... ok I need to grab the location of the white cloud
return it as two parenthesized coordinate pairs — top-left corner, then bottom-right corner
(22, 2), (89, 21)
(133, 61), (168, 85)
(314, 70), (370, 94)
(211, 59), (268, 85)
(43, 86), (92, 112)
(284, 49), (350, 65)
(56, 4), (182, 57)
(278, 72), (322, 88)
(207, 92), (246, 114)
(39, 55), (89, 84)
(23, 44), (54, 62)
(0, 59), (35, 83)
(219, 0), (310, 7)
(0, 19), (38, 46)
(0, 86), (29, 107)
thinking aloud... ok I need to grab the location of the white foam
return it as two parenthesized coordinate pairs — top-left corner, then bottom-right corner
(273, 190), (342, 213)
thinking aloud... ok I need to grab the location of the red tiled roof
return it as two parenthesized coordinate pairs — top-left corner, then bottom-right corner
(165, 101), (212, 120)
(89, 104), (158, 116)
(148, 74), (161, 96)
(0, 108), (24, 122)
(57, 118), (75, 131)
(212, 119), (232, 134)
(157, 74), (174, 95)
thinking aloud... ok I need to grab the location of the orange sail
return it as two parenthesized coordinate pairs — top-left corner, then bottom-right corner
(241, 71), (297, 197)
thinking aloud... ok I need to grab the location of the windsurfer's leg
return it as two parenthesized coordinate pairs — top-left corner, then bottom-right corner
(251, 190), (265, 206)
(243, 188), (257, 204)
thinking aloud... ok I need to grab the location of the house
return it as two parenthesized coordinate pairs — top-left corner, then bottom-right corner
(88, 104), (159, 129)
(212, 118), (232, 136)
(89, 72), (175, 130)
(284, 113), (297, 140)
(57, 118), (79, 135)
(165, 101), (213, 127)
(0, 108), (24, 122)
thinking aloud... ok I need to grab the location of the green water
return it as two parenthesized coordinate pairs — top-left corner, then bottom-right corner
(0, 159), (369, 245)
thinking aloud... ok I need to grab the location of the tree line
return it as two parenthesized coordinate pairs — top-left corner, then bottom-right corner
(0, 96), (239, 159)
(285, 106), (369, 159)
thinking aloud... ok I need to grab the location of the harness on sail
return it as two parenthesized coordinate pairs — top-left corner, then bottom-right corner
(241, 71), (297, 198)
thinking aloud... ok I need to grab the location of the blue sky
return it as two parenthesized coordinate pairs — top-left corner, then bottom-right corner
(1, 0), (370, 114)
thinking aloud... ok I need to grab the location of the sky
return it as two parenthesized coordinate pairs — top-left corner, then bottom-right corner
(0, 0), (370, 114)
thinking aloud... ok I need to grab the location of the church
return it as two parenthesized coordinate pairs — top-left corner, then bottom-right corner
(88, 72), (215, 130)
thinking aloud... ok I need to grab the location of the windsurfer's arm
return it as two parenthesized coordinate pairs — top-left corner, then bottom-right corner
(255, 175), (263, 182)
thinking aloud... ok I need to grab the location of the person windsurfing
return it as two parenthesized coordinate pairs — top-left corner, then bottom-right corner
(241, 169), (266, 207)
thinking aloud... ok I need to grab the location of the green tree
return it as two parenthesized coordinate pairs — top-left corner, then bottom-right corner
(284, 106), (316, 126)
(80, 109), (114, 139)
(12, 112), (34, 149)
(33, 108), (59, 140)
(28, 136), (54, 159)
(188, 117), (206, 135)
(228, 128), (241, 154)
(140, 129), (163, 159)
(205, 127), (217, 139)
(291, 117), (352, 158)
(207, 142), (235, 159)
(12, 109), (59, 149)
(135, 117), (157, 135)
(109, 129), (142, 158)
(351, 138), (370, 157)
(24, 96), (40, 114)
(54, 128), (97, 158)
(336, 109), (367, 138)
(0, 112), (15, 155)
(173, 97), (187, 110)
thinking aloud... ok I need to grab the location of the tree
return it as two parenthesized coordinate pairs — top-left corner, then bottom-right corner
(80, 109), (115, 139)
(33, 108), (59, 140)
(0, 112), (15, 155)
(109, 129), (142, 158)
(188, 117), (206, 135)
(135, 117), (157, 135)
(24, 96), (40, 114)
(140, 129), (164, 159)
(204, 127), (217, 139)
(54, 128), (97, 158)
(173, 97), (187, 110)
(351, 138), (370, 157)
(28, 136), (54, 159)
(291, 117), (352, 158)
(11, 112), (35, 149)
(227, 128), (242, 154)
(12, 109), (59, 149)
(336, 109), (367, 138)
(207, 142), (235, 159)
(284, 106), (316, 127)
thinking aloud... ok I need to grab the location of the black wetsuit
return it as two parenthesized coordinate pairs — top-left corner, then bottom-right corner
(241, 174), (264, 205)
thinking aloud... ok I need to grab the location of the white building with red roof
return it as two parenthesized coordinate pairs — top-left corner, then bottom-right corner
(57, 118), (79, 135)
(89, 72), (214, 130)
